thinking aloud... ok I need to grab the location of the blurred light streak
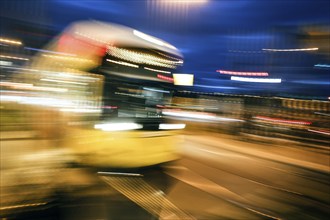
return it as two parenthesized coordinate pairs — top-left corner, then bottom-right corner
(98, 172), (143, 177)
(0, 55), (29, 61)
(102, 105), (118, 109)
(60, 108), (101, 113)
(20, 97), (70, 106)
(314, 112), (330, 117)
(24, 47), (76, 56)
(0, 202), (48, 211)
(115, 92), (144, 98)
(1, 66), (41, 72)
(0, 81), (33, 88)
(162, 110), (243, 122)
(22, 85), (68, 92)
(0, 94), (24, 102)
(291, 80), (330, 85)
(57, 72), (99, 81)
(314, 64), (330, 68)
(0, 66), (99, 82)
(231, 76), (281, 83)
(157, 74), (174, 82)
(74, 31), (107, 44)
(308, 129), (330, 136)
(159, 123), (186, 130)
(0, 95), (72, 107)
(162, 109), (216, 120)
(215, 117), (244, 122)
(0, 61), (12, 66)
(143, 87), (170, 93)
(94, 123), (143, 131)
(144, 67), (171, 74)
(262, 48), (318, 52)
(133, 30), (176, 50)
(194, 84), (239, 89)
(42, 54), (93, 63)
(40, 78), (88, 85)
(0, 38), (22, 45)
(155, 51), (183, 62)
(217, 70), (269, 76)
(106, 58), (139, 68)
(229, 50), (266, 53)
(254, 116), (312, 125)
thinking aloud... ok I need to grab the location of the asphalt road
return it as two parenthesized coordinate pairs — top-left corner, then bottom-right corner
(1, 131), (329, 220)
(163, 133), (330, 220)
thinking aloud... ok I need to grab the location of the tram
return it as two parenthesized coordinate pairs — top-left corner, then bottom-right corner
(30, 20), (185, 168)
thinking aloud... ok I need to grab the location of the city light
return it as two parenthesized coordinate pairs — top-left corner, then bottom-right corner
(106, 58), (139, 68)
(0, 38), (22, 45)
(314, 64), (330, 68)
(217, 70), (269, 76)
(0, 81), (68, 93)
(0, 55), (29, 61)
(231, 76), (281, 83)
(162, 109), (216, 120)
(144, 67), (171, 74)
(157, 74), (174, 82)
(143, 87), (170, 93)
(308, 129), (330, 136)
(40, 78), (88, 85)
(254, 116), (312, 125)
(262, 48), (319, 52)
(1, 2), (329, 220)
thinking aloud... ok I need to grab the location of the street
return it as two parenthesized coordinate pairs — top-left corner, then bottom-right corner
(163, 132), (330, 219)
(1, 130), (329, 219)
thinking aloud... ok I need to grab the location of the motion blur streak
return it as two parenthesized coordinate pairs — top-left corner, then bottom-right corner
(94, 123), (143, 131)
(0, 55), (29, 60)
(262, 47), (319, 52)
(314, 64), (330, 68)
(1, 0), (330, 219)
(217, 70), (269, 76)
(159, 123), (186, 129)
(0, 37), (22, 45)
(231, 76), (282, 83)
(162, 109), (216, 119)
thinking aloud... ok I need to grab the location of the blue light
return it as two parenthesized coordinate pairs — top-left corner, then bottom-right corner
(314, 64), (330, 68)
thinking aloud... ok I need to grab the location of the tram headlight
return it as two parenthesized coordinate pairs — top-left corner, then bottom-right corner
(94, 123), (143, 131)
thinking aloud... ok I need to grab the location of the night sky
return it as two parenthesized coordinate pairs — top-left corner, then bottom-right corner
(1, 0), (330, 98)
